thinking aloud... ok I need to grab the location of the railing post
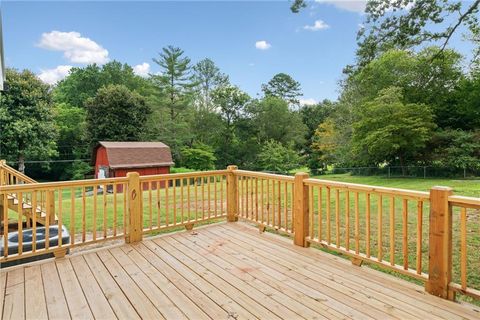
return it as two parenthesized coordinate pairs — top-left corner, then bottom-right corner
(226, 165), (238, 222)
(294, 172), (309, 247)
(426, 186), (454, 300)
(0, 160), (5, 186)
(126, 172), (143, 243)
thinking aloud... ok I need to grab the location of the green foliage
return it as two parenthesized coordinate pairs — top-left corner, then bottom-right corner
(180, 144), (217, 170)
(66, 161), (92, 180)
(248, 96), (307, 147)
(0, 68), (58, 172)
(151, 46), (195, 160)
(54, 61), (150, 108)
(85, 84), (150, 145)
(261, 73), (302, 105)
(352, 87), (435, 166)
(430, 129), (480, 170)
(258, 140), (301, 173)
(357, 0), (480, 66)
(192, 58), (229, 111)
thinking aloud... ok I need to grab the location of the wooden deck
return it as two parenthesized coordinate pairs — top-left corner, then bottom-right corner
(1, 222), (479, 320)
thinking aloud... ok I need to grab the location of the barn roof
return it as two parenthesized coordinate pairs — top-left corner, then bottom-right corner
(95, 141), (174, 169)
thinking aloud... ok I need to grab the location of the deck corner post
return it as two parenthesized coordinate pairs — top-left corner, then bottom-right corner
(426, 186), (455, 300)
(226, 165), (238, 222)
(293, 172), (309, 247)
(126, 171), (143, 243)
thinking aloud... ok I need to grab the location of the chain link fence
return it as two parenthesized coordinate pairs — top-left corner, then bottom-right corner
(310, 166), (480, 179)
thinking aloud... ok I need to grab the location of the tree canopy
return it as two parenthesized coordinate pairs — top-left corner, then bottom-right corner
(261, 73), (302, 105)
(0, 69), (57, 173)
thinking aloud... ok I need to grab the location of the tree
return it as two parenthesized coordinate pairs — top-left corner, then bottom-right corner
(211, 85), (250, 131)
(190, 58), (229, 146)
(54, 61), (150, 108)
(258, 140), (301, 173)
(351, 87), (435, 167)
(261, 73), (302, 105)
(357, 0), (480, 66)
(290, 0), (480, 67)
(0, 69), (57, 173)
(51, 103), (88, 180)
(192, 58), (229, 111)
(180, 144), (217, 170)
(248, 96), (307, 147)
(312, 118), (338, 169)
(151, 46), (194, 159)
(85, 84), (150, 145)
(342, 48), (463, 128)
(430, 129), (480, 171)
(211, 85), (250, 167)
(152, 46), (193, 121)
(300, 100), (335, 171)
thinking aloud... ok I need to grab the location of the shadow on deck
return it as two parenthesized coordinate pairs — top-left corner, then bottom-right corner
(1, 222), (479, 320)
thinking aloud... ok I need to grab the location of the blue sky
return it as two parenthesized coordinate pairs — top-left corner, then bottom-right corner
(1, 1), (474, 103)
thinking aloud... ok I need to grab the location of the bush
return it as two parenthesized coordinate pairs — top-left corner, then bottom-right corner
(180, 144), (217, 170)
(258, 140), (301, 174)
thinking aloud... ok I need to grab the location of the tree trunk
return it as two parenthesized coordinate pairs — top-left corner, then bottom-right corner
(18, 153), (25, 174)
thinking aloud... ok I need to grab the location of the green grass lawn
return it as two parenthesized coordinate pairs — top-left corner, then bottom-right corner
(311, 173), (480, 197)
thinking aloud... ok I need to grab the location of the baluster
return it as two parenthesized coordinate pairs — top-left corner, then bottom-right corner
(402, 199), (408, 270)
(366, 193), (371, 258)
(355, 192), (360, 254)
(71, 188), (76, 244)
(378, 194), (383, 262)
(460, 207), (467, 290)
(336, 189), (340, 247)
(390, 195), (395, 266)
(416, 201), (423, 274)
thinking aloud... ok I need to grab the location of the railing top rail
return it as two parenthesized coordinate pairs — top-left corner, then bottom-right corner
(139, 170), (228, 181)
(0, 176), (129, 192)
(234, 170), (295, 182)
(304, 177), (430, 201)
(448, 195), (480, 209)
(1, 162), (37, 184)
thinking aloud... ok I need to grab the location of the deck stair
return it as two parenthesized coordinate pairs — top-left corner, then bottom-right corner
(0, 160), (56, 229)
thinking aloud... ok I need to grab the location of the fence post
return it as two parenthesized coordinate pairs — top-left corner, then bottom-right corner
(126, 172), (143, 243)
(294, 172), (309, 247)
(425, 186), (454, 300)
(226, 165), (238, 222)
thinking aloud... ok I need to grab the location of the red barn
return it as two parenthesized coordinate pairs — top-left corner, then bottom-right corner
(93, 142), (174, 182)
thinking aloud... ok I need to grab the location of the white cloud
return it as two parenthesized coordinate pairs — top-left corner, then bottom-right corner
(255, 40), (271, 50)
(133, 62), (150, 77)
(315, 0), (413, 14)
(315, 0), (366, 13)
(299, 98), (317, 106)
(38, 31), (109, 64)
(304, 20), (330, 31)
(38, 65), (73, 85)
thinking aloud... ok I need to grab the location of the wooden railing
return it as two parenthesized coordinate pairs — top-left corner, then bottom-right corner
(0, 165), (479, 303)
(0, 160), (38, 186)
(448, 195), (480, 300)
(303, 177), (430, 281)
(235, 169), (295, 233)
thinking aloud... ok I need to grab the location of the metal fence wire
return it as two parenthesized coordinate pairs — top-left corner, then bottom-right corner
(311, 166), (480, 179)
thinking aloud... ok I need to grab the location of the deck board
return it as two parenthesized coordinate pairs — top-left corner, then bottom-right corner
(2, 222), (480, 320)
